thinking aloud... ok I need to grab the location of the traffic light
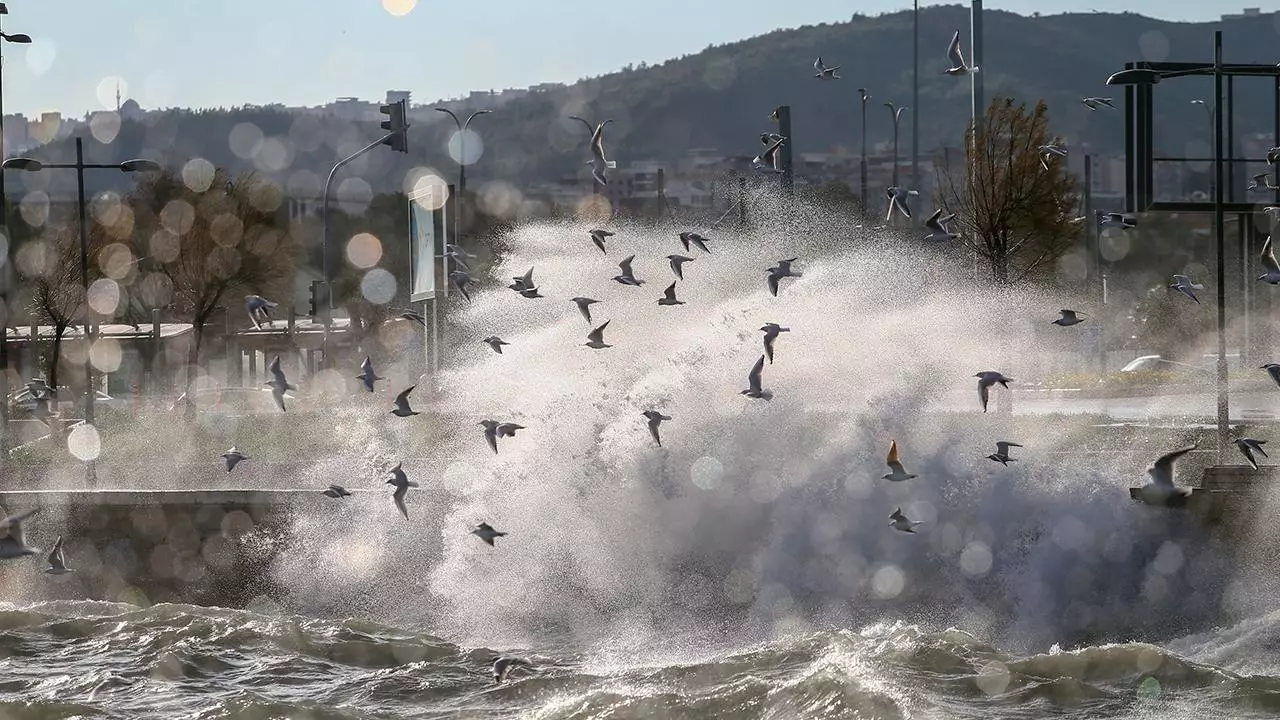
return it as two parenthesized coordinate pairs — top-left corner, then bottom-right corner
(379, 99), (409, 153)
(309, 280), (321, 318)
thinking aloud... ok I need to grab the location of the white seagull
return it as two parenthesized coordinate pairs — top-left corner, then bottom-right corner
(472, 522), (507, 547)
(760, 323), (790, 364)
(924, 208), (959, 241)
(222, 447), (248, 473)
(813, 56), (841, 80)
(889, 508), (924, 533)
(753, 137), (787, 174)
(882, 440), (918, 482)
(1169, 274), (1203, 304)
(1259, 235), (1280, 284)
(356, 356), (383, 392)
(0, 507), (38, 559)
(1099, 212), (1137, 230)
(265, 355), (296, 412)
(569, 116), (617, 186)
(1039, 144), (1067, 171)
(741, 355), (772, 400)
(1236, 438), (1268, 470)
(986, 441), (1023, 466)
(245, 295), (277, 330)
(386, 462), (418, 519)
(643, 410), (672, 446)
(1250, 172), (1279, 192)
(886, 186), (918, 220)
(584, 321), (612, 350)
(614, 255), (644, 286)
(45, 536), (73, 575)
(1081, 97), (1115, 111)
(976, 371), (1012, 413)
(588, 229), (614, 254)
(944, 30), (978, 75)
(1136, 445), (1196, 505)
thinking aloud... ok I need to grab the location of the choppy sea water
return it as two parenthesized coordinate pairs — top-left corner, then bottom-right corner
(1, 601), (1278, 719)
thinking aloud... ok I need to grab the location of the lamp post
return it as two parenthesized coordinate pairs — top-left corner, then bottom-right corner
(0, 4), (31, 451)
(911, 0), (920, 212)
(885, 102), (907, 188)
(1107, 31), (1226, 461)
(858, 88), (869, 212)
(434, 108), (491, 198)
(2, 139), (161, 432)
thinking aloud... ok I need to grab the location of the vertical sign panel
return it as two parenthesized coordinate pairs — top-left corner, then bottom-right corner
(408, 186), (438, 302)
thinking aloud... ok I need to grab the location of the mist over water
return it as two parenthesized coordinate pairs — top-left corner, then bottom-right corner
(277, 196), (1279, 660)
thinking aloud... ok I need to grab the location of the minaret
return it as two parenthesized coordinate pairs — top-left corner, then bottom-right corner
(115, 80), (121, 112)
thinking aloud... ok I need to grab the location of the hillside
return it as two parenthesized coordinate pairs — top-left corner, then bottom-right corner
(20, 6), (1280, 198)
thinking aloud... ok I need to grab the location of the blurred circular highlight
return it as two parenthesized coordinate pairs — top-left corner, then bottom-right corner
(67, 423), (102, 462)
(346, 232), (383, 269)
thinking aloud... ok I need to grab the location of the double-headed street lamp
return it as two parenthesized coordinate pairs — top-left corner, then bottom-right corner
(2, 138), (161, 429)
(434, 108), (491, 198)
(884, 102), (908, 189)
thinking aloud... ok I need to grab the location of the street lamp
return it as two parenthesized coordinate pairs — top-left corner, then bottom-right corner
(858, 88), (869, 212)
(434, 108), (491, 198)
(1107, 34), (1227, 461)
(0, 3), (31, 452)
(884, 102), (908, 188)
(2, 138), (161, 434)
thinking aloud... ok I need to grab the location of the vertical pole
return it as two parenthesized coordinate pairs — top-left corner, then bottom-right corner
(1213, 30), (1228, 463)
(149, 307), (160, 396)
(76, 138), (93, 429)
(1085, 157), (1106, 375)
(1124, 72), (1135, 213)
(911, 0), (920, 213)
(737, 176), (747, 228)
(859, 91), (868, 212)
(0, 17), (10, 447)
(1226, 75), (1235, 203)
(970, 0), (984, 132)
(458, 130), (467, 198)
(777, 105), (793, 197)
(891, 116), (900, 188)
(1240, 215), (1249, 368)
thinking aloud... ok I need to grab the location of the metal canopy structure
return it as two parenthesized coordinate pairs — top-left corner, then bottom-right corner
(1123, 59), (1280, 214)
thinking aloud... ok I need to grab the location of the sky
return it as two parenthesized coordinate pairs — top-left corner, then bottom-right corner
(0, 0), (1266, 118)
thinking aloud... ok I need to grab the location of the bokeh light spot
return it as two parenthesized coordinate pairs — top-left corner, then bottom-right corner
(361, 268), (396, 305)
(408, 171), (448, 211)
(90, 337), (123, 373)
(975, 661), (1011, 695)
(690, 456), (724, 490)
(960, 542), (993, 577)
(346, 232), (383, 269)
(96, 76), (127, 110)
(871, 565), (905, 599)
(382, 0), (417, 15)
(87, 278), (121, 316)
(447, 128), (485, 166)
(99, 243), (136, 280)
(182, 158), (216, 193)
(26, 40), (56, 76)
(228, 122), (265, 160)
(67, 423), (101, 462)
(89, 111), (121, 144)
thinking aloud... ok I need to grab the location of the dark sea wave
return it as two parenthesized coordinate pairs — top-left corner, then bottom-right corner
(0, 601), (1277, 719)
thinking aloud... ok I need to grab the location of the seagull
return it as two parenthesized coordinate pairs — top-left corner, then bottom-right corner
(1249, 172), (1278, 192)
(480, 420), (501, 453)
(666, 254), (694, 280)
(882, 440), (918, 482)
(813, 56), (841, 80)
(398, 309), (427, 326)
(0, 507), (38, 559)
(886, 186), (918, 220)
(444, 247), (472, 271)
(741, 355), (772, 400)
(1259, 235), (1280, 284)
(445, 243), (477, 262)
(1262, 363), (1280, 388)
(684, 233), (712, 254)
(356, 356), (383, 392)
(766, 258), (802, 297)
(753, 137), (786, 174)
(614, 255), (644, 286)
(760, 323), (790, 364)
(589, 229), (614, 254)
(1265, 206), (1280, 221)
(923, 209), (959, 241)
(585, 320), (612, 349)
(245, 295), (277, 329)
(889, 508), (924, 533)
(322, 484), (352, 498)
(497, 422), (525, 440)
(760, 132), (785, 144)
(266, 355), (296, 412)
(472, 522), (507, 546)
(1267, 148), (1280, 166)
(1082, 97), (1115, 110)
(1236, 438), (1268, 470)
(492, 656), (531, 684)
(1169, 274), (1203, 304)
(391, 385), (420, 417)
(509, 268), (543, 298)
(222, 447), (248, 473)
(643, 409), (671, 446)
(658, 281), (684, 306)
(1052, 309), (1085, 326)
(986, 441), (1023, 466)
(44, 535), (73, 575)
(571, 297), (600, 323)
(448, 270), (478, 302)
(976, 371), (1012, 413)
(1039, 144), (1067, 170)
(944, 30), (978, 75)
(1137, 445), (1196, 505)
(483, 336), (510, 354)
(386, 462), (418, 519)
(1099, 212), (1136, 229)
(570, 116), (616, 186)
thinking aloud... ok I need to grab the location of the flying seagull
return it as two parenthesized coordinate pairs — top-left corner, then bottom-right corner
(386, 462), (418, 519)
(483, 336), (510, 354)
(1137, 445), (1196, 505)
(444, 246), (472, 271)
(883, 440), (918, 482)
(1262, 362), (1280, 388)
(569, 116), (617, 186)
(1082, 97), (1115, 110)
(448, 270), (478, 302)
(658, 281), (684, 306)
(1053, 309), (1085, 326)
(766, 258), (802, 297)
(760, 323), (790, 364)
(741, 354), (772, 400)
(589, 229), (614, 254)
(445, 243), (477, 262)
(508, 267), (544, 298)
(1268, 147), (1280, 166)
(0, 506), (38, 559)
(1038, 143), (1067, 171)
(480, 420), (501, 454)
(614, 255), (644, 286)
(472, 522), (507, 547)
(666, 254), (694, 280)
(684, 233), (712, 254)
(1259, 235), (1280, 284)
(1249, 172), (1278, 192)
(753, 137), (787, 174)
(1099, 212), (1137, 230)
(266, 355), (296, 412)
(585, 320), (612, 349)
(1169, 274), (1203, 304)
(886, 186), (918, 220)
(398, 309), (427, 326)
(222, 447), (248, 473)
(322, 484), (352, 499)
(571, 297), (599, 323)
(1236, 438), (1268, 470)
(813, 56), (841, 80)
(924, 209), (959, 241)
(976, 371), (1012, 413)
(492, 656), (531, 684)
(391, 385), (420, 417)
(44, 535), (73, 575)
(245, 295), (277, 330)
(760, 132), (785, 144)
(944, 30), (978, 75)
(356, 356), (383, 392)
(889, 508), (924, 533)
(987, 441), (1023, 466)
(643, 409), (671, 446)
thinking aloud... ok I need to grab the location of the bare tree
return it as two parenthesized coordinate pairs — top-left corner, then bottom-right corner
(934, 97), (1081, 285)
(23, 227), (87, 393)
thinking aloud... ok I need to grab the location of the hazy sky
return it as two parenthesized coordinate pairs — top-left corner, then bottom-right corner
(0, 0), (1262, 117)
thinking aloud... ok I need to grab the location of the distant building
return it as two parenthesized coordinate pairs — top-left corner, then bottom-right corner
(385, 90), (411, 106)
(1221, 8), (1266, 20)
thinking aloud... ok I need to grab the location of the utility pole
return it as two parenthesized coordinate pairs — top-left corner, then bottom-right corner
(971, 0), (985, 127)
(911, 0), (920, 205)
(771, 105), (794, 196)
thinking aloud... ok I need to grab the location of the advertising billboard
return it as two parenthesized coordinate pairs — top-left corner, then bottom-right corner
(408, 185), (447, 303)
